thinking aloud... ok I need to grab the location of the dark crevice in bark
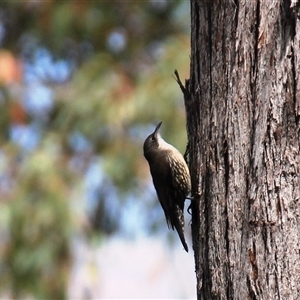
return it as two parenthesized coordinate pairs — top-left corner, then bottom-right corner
(283, 0), (296, 39)
(252, 0), (260, 94)
(233, 0), (239, 33)
(249, 0), (260, 156)
(203, 166), (212, 299)
(249, 0), (261, 184)
(261, 223), (268, 255)
(280, 0), (296, 59)
(290, 44), (298, 118)
(207, 1), (213, 111)
(274, 251), (281, 300)
(248, 242), (262, 299)
(246, 275), (259, 300)
(224, 200), (231, 300)
(223, 140), (229, 198)
(191, 0), (201, 90)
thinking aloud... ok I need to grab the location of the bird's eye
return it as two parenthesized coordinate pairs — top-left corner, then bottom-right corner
(151, 136), (156, 141)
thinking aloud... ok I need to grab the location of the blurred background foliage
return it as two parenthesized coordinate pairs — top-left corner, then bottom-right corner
(0, 0), (190, 298)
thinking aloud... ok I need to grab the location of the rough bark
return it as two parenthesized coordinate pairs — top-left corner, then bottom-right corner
(185, 0), (300, 299)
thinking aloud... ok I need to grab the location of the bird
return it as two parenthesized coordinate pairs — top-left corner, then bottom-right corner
(143, 121), (191, 252)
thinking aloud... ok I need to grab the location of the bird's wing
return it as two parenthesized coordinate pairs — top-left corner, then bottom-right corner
(151, 156), (189, 252)
(150, 159), (174, 228)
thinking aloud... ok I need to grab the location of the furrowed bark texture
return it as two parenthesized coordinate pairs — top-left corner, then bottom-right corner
(186, 0), (300, 299)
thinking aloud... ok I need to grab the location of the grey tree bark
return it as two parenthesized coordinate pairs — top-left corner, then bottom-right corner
(183, 0), (300, 299)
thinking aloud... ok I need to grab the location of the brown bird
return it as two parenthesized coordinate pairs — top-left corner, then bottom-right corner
(143, 122), (191, 252)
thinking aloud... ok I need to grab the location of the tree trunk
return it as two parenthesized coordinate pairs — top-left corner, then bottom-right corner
(185, 0), (300, 299)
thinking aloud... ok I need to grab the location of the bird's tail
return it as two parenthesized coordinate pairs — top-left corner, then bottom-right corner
(174, 206), (188, 252)
(175, 222), (188, 252)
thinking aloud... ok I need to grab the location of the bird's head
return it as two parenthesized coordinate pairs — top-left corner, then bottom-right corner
(143, 121), (163, 158)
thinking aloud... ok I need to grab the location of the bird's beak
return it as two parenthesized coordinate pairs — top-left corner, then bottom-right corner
(153, 121), (162, 137)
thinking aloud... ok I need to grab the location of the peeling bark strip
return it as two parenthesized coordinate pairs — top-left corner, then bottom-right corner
(187, 0), (300, 299)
